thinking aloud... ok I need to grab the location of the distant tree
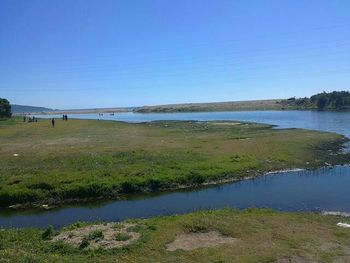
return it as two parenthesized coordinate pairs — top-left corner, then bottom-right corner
(0, 98), (12, 118)
(310, 91), (350, 110)
(316, 94), (328, 110)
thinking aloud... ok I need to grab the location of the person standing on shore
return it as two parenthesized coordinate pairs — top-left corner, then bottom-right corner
(51, 118), (55, 127)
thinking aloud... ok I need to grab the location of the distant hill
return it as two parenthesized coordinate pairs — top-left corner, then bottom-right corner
(135, 99), (283, 113)
(11, 104), (55, 114)
(136, 91), (350, 113)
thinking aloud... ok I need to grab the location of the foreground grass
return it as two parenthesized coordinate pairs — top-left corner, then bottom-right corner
(1, 208), (350, 262)
(0, 117), (348, 207)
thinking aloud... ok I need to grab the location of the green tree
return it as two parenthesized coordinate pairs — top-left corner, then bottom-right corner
(0, 98), (11, 118)
(316, 95), (328, 110)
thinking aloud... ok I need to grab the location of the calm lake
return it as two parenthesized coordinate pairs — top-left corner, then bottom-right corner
(37, 110), (350, 138)
(1, 110), (349, 228)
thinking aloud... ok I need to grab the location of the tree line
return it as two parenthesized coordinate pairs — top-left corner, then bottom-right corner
(0, 98), (11, 118)
(283, 91), (350, 110)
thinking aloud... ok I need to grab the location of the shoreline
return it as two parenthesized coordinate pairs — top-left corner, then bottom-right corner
(14, 108), (350, 117)
(4, 165), (348, 212)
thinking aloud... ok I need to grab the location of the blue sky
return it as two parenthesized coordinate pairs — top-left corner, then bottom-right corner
(1, 0), (349, 109)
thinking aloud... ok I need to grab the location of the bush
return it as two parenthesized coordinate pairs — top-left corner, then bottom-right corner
(88, 230), (104, 240)
(187, 171), (205, 185)
(79, 237), (90, 249)
(0, 98), (11, 118)
(42, 225), (55, 240)
(115, 233), (132, 241)
(183, 221), (209, 233)
(120, 181), (141, 193)
(27, 182), (54, 191)
(126, 225), (142, 233)
(147, 178), (162, 190)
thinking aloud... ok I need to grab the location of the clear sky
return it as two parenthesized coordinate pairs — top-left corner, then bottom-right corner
(1, 0), (349, 109)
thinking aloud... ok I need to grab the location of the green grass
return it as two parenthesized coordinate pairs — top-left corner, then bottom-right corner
(1, 208), (350, 262)
(87, 230), (104, 241)
(41, 225), (56, 240)
(114, 232), (132, 241)
(0, 117), (348, 207)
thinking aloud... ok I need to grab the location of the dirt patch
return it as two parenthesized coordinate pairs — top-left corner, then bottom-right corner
(166, 231), (239, 251)
(52, 223), (140, 250)
(332, 256), (350, 263)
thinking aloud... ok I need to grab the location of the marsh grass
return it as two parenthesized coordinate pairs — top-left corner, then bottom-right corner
(0, 118), (348, 207)
(115, 233), (132, 241)
(41, 225), (56, 240)
(88, 230), (104, 241)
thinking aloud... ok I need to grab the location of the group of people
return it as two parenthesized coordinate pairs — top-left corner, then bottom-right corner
(23, 116), (37, 123)
(23, 114), (68, 127)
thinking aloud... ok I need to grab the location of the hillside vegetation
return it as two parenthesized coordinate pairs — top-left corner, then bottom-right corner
(136, 91), (350, 113)
(0, 117), (348, 208)
(281, 91), (350, 111)
(136, 99), (282, 113)
(11, 104), (54, 114)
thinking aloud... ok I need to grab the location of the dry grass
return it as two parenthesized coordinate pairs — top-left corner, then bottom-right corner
(166, 231), (239, 251)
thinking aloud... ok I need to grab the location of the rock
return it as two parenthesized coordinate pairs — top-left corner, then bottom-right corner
(337, 222), (350, 228)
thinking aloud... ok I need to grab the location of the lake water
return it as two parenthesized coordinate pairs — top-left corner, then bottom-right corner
(37, 110), (350, 138)
(1, 110), (348, 228)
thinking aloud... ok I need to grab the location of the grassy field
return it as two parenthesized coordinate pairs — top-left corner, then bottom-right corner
(0, 117), (348, 208)
(1, 208), (350, 262)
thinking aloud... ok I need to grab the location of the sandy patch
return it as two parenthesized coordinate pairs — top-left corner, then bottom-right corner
(52, 223), (140, 250)
(166, 231), (239, 251)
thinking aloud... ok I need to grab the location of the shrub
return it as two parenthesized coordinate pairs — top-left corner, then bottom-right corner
(0, 98), (11, 118)
(147, 179), (162, 190)
(112, 223), (123, 229)
(88, 230), (104, 240)
(79, 237), (90, 249)
(183, 221), (209, 233)
(147, 225), (157, 231)
(120, 181), (140, 193)
(26, 182), (54, 191)
(115, 233), (132, 241)
(126, 225), (142, 233)
(42, 225), (55, 240)
(187, 171), (205, 185)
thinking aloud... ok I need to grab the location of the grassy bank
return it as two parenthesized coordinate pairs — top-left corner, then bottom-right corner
(1, 208), (350, 262)
(0, 117), (348, 208)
